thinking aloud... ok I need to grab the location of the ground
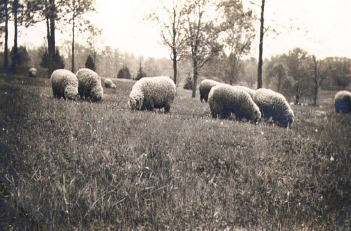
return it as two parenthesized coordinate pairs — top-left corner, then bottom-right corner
(0, 74), (350, 230)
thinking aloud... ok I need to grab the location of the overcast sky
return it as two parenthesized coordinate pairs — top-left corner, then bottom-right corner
(8, 0), (351, 60)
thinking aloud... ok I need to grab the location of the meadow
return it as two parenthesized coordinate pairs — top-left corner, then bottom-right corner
(0, 74), (350, 230)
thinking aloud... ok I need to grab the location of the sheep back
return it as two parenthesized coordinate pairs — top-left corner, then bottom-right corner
(129, 76), (176, 112)
(76, 68), (104, 102)
(199, 79), (223, 102)
(29, 68), (37, 78)
(253, 88), (294, 127)
(208, 84), (261, 121)
(234, 86), (255, 98)
(50, 69), (78, 100)
(335, 90), (351, 113)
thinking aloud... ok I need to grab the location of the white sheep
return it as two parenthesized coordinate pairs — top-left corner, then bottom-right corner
(29, 68), (37, 78)
(129, 76), (176, 112)
(253, 88), (294, 127)
(76, 68), (104, 102)
(335, 90), (351, 113)
(208, 84), (261, 122)
(199, 79), (223, 102)
(234, 85), (255, 98)
(50, 69), (78, 100)
(104, 78), (116, 89)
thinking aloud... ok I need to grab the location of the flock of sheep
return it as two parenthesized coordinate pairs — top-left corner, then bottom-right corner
(28, 67), (351, 127)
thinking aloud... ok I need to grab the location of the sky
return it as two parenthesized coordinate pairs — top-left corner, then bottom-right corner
(6, 0), (351, 60)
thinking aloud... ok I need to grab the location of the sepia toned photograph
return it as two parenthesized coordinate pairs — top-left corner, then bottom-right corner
(0, 0), (350, 229)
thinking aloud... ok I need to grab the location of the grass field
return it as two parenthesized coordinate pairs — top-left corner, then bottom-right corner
(0, 74), (350, 230)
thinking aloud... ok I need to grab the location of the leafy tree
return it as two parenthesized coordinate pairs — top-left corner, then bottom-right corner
(218, 0), (255, 85)
(135, 61), (147, 80)
(117, 65), (131, 79)
(183, 0), (222, 98)
(148, 0), (187, 85)
(10, 45), (30, 67)
(85, 54), (95, 71)
(324, 57), (351, 90)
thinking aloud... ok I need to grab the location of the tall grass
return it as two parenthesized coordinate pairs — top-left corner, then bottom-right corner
(0, 75), (350, 229)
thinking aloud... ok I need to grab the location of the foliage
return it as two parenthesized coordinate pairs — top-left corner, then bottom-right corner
(40, 47), (65, 75)
(324, 57), (351, 89)
(0, 76), (351, 229)
(117, 65), (131, 79)
(135, 62), (147, 80)
(85, 54), (95, 71)
(183, 74), (193, 90)
(10, 45), (30, 68)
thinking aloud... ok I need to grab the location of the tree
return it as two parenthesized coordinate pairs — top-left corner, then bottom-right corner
(324, 57), (351, 90)
(40, 47), (65, 73)
(149, 0), (187, 85)
(117, 65), (131, 79)
(135, 61), (147, 80)
(63, 0), (95, 73)
(310, 55), (328, 106)
(184, 0), (222, 98)
(257, 0), (265, 89)
(10, 0), (23, 72)
(85, 54), (95, 71)
(1, 0), (10, 71)
(218, 0), (255, 85)
(10, 45), (30, 67)
(85, 23), (102, 69)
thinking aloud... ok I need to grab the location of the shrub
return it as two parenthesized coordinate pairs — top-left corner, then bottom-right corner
(40, 47), (65, 77)
(135, 62), (147, 80)
(85, 55), (96, 71)
(117, 65), (131, 79)
(183, 75), (193, 90)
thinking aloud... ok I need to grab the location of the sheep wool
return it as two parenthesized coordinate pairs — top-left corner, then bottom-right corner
(76, 68), (104, 102)
(234, 86), (255, 98)
(335, 90), (351, 113)
(253, 88), (294, 127)
(129, 76), (176, 112)
(199, 79), (223, 102)
(208, 84), (261, 121)
(50, 69), (79, 100)
(104, 78), (116, 89)
(29, 68), (37, 78)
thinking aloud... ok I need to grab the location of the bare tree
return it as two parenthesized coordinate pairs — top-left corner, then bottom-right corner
(1, 0), (10, 71)
(148, 0), (187, 85)
(85, 23), (102, 68)
(257, 0), (265, 89)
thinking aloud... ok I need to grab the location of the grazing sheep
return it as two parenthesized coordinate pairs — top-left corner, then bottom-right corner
(29, 68), (37, 78)
(335, 90), (351, 113)
(129, 76), (176, 112)
(199, 79), (223, 102)
(234, 86), (255, 98)
(208, 84), (261, 122)
(76, 68), (104, 102)
(104, 78), (116, 89)
(253, 88), (294, 127)
(50, 69), (78, 100)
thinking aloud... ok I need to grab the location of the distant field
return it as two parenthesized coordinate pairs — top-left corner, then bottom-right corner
(0, 75), (350, 230)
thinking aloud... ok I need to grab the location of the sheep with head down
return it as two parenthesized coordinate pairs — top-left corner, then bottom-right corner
(334, 90), (351, 113)
(104, 78), (116, 89)
(253, 88), (294, 127)
(129, 76), (176, 112)
(76, 68), (104, 102)
(50, 69), (79, 100)
(199, 79), (223, 102)
(208, 84), (261, 122)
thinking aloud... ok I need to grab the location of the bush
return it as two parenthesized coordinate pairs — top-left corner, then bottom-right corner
(85, 55), (96, 71)
(117, 65), (131, 79)
(40, 47), (65, 77)
(183, 75), (193, 90)
(135, 62), (147, 80)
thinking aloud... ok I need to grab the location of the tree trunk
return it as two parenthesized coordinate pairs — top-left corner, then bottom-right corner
(295, 85), (300, 105)
(173, 48), (177, 85)
(313, 58), (318, 106)
(48, 0), (56, 75)
(3, 0), (9, 71)
(257, 0), (265, 89)
(71, 15), (75, 73)
(11, 0), (18, 73)
(192, 60), (198, 98)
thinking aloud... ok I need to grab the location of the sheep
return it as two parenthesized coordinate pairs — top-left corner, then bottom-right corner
(129, 76), (176, 112)
(334, 90), (351, 113)
(76, 68), (104, 102)
(104, 78), (116, 89)
(253, 88), (294, 127)
(199, 79), (223, 102)
(29, 68), (37, 78)
(50, 69), (79, 100)
(208, 84), (261, 122)
(234, 85), (255, 98)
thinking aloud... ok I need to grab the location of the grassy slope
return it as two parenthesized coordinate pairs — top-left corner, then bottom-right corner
(0, 75), (350, 229)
